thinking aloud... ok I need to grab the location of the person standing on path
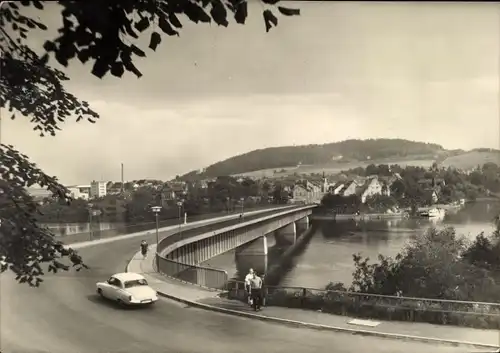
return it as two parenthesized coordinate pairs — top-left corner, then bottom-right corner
(244, 268), (254, 305)
(249, 272), (263, 311)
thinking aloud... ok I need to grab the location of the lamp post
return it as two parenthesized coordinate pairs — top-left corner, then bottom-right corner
(151, 206), (162, 272)
(240, 197), (245, 220)
(177, 200), (184, 236)
(87, 203), (94, 240)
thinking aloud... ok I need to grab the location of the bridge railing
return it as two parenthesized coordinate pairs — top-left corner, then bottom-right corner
(225, 280), (500, 329)
(156, 206), (305, 254)
(155, 205), (310, 288)
(59, 204), (283, 244)
(156, 257), (229, 290)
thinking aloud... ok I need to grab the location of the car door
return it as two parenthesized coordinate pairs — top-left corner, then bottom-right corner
(105, 277), (120, 299)
(112, 279), (125, 301)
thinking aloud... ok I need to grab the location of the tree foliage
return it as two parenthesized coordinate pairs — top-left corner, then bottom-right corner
(0, 0), (300, 285)
(0, 145), (88, 286)
(348, 225), (500, 302)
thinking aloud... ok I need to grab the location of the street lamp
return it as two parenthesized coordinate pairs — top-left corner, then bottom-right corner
(151, 206), (162, 272)
(87, 203), (94, 239)
(177, 200), (184, 236)
(240, 197), (245, 220)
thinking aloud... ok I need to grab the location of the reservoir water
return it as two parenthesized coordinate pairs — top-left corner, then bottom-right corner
(202, 201), (499, 289)
(42, 222), (121, 237)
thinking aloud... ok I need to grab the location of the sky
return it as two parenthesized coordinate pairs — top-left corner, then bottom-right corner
(3, 1), (500, 184)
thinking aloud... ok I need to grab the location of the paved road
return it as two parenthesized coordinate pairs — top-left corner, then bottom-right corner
(1, 233), (486, 353)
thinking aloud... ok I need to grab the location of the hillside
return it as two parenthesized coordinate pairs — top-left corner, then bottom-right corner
(181, 139), (446, 179)
(441, 150), (500, 170)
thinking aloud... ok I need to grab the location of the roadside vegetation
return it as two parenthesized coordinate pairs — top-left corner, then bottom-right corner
(258, 223), (500, 329)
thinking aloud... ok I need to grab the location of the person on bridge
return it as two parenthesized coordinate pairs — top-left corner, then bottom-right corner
(140, 240), (148, 259)
(249, 272), (264, 312)
(244, 268), (254, 306)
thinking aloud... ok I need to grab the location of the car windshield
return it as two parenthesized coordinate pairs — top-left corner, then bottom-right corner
(123, 279), (148, 288)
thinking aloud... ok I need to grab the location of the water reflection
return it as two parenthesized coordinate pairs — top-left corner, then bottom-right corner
(42, 222), (120, 237)
(205, 201), (500, 290)
(202, 228), (312, 284)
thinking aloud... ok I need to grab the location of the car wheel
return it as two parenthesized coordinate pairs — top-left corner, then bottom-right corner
(97, 288), (104, 298)
(116, 299), (126, 307)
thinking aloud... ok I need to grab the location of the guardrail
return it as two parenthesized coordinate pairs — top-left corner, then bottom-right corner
(225, 280), (500, 329)
(57, 204), (282, 244)
(156, 257), (228, 290)
(156, 205), (314, 288)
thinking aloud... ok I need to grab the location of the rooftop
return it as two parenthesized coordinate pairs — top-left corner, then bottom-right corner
(112, 272), (145, 282)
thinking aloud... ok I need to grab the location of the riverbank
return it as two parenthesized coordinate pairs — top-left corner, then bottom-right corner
(311, 212), (409, 221)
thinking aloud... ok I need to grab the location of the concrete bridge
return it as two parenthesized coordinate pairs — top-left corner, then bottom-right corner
(156, 205), (315, 288)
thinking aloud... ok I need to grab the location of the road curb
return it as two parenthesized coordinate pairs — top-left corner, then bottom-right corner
(125, 257), (498, 350)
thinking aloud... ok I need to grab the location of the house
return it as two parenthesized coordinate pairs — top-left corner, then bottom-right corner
(356, 177), (383, 203)
(423, 189), (439, 204)
(418, 177), (445, 188)
(328, 182), (345, 195)
(292, 184), (309, 203)
(376, 173), (402, 197)
(90, 181), (107, 199)
(339, 180), (358, 197)
(161, 182), (188, 203)
(107, 182), (123, 195)
(66, 185), (90, 200)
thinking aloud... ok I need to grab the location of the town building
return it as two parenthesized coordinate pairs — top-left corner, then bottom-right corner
(90, 181), (107, 199)
(67, 185), (91, 200)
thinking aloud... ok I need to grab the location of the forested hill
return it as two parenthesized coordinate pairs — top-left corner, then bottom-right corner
(181, 139), (446, 179)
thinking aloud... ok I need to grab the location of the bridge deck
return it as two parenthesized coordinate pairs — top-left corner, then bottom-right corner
(158, 206), (306, 252)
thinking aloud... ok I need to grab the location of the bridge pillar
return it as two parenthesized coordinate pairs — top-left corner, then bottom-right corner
(235, 235), (268, 256)
(276, 222), (297, 244)
(296, 216), (309, 230)
(235, 252), (268, 277)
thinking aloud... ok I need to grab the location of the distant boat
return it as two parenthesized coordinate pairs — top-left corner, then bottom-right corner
(419, 207), (445, 218)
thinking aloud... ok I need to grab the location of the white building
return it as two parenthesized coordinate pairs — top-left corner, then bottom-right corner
(90, 181), (107, 199)
(66, 185), (90, 200)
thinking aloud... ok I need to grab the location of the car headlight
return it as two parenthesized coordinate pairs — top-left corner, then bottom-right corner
(128, 295), (133, 301)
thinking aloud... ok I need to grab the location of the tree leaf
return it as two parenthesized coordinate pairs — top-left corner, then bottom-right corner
(130, 44), (146, 57)
(234, 1), (248, 24)
(158, 17), (178, 36)
(262, 9), (278, 32)
(148, 31), (162, 51)
(110, 62), (125, 77)
(184, 2), (211, 24)
(77, 48), (91, 64)
(33, 0), (44, 10)
(211, 0), (229, 27)
(168, 13), (183, 28)
(123, 60), (143, 78)
(39, 53), (49, 65)
(277, 6), (300, 16)
(134, 17), (150, 32)
(42, 40), (56, 52)
(91, 58), (110, 78)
